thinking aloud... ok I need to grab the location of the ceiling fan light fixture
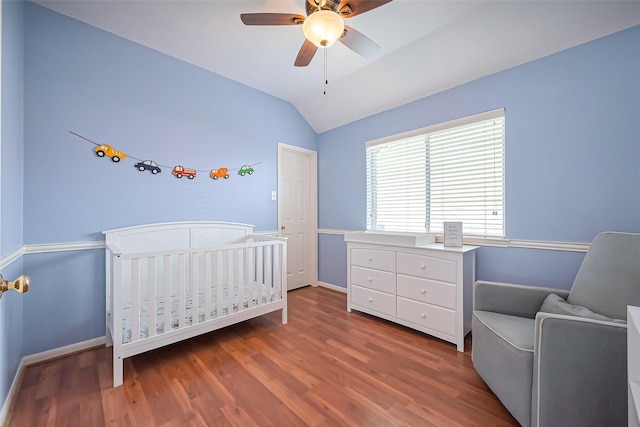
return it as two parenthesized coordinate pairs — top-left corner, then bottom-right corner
(302, 10), (344, 48)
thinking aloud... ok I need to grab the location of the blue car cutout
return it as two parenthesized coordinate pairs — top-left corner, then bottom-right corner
(135, 160), (161, 174)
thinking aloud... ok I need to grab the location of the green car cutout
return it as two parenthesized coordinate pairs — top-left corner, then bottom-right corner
(238, 165), (254, 176)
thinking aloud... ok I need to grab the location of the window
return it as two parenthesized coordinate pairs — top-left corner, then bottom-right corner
(366, 109), (505, 238)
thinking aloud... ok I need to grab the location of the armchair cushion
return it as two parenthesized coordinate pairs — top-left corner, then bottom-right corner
(472, 311), (535, 426)
(474, 281), (570, 318)
(539, 293), (625, 323)
(474, 311), (535, 351)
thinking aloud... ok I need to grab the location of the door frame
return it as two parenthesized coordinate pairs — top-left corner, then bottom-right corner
(277, 142), (318, 288)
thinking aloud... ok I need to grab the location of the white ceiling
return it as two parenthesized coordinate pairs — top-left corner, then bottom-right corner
(34, 0), (640, 133)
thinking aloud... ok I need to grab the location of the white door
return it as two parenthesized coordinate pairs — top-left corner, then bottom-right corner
(278, 143), (317, 291)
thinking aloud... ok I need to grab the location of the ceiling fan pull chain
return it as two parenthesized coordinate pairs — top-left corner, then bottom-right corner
(324, 47), (328, 95)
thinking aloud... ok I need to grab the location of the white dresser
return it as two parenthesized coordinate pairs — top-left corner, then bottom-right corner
(345, 232), (478, 352)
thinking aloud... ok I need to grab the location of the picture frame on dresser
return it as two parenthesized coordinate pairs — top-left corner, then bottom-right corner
(443, 222), (463, 247)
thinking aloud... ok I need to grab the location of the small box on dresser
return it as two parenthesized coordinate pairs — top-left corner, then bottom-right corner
(345, 231), (478, 352)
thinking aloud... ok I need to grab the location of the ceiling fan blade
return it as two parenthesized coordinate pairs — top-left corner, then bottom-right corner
(240, 13), (305, 26)
(339, 25), (380, 58)
(338, 0), (393, 18)
(294, 39), (318, 67)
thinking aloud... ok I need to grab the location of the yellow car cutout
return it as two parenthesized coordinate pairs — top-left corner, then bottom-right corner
(95, 144), (127, 162)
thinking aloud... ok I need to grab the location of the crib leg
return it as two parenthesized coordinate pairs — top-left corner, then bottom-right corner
(282, 303), (288, 325)
(113, 353), (123, 387)
(105, 322), (113, 347)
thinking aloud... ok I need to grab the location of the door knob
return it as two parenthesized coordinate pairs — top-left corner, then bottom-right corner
(281, 225), (286, 230)
(0, 274), (29, 299)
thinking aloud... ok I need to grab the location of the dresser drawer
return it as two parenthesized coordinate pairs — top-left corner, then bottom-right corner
(397, 297), (456, 336)
(397, 252), (456, 283)
(351, 248), (395, 272)
(351, 266), (395, 294)
(351, 285), (395, 317)
(397, 274), (456, 310)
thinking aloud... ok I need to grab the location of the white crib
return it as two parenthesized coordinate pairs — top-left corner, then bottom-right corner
(103, 221), (287, 387)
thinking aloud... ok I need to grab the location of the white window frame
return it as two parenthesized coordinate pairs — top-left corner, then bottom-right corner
(365, 108), (505, 239)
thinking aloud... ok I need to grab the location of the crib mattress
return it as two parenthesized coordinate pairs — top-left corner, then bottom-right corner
(120, 284), (274, 344)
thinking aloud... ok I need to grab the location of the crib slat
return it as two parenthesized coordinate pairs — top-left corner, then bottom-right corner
(243, 247), (253, 309)
(216, 251), (223, 317)
(257, 246), (264, 306)
(237, 248), (244, 312)
(178, 254), (186, 328)
(273, 244), (281, 301)
(227, 249), (234, 315)
(204, 251), (212, 321)
(265, 245), (273, 302)
(192, 253), (199, 325)
(131, 258), (141, 341)
(248, 245), (256, 307)
(148, 257), (157, 337)
(163, 255), (171, 333)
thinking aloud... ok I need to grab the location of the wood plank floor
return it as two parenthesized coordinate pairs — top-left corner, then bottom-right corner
(7, 286), (517, 426)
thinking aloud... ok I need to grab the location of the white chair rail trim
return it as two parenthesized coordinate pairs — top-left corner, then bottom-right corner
(0, 230), (281, 268)
(318, 229), (590, 253)
(0, 230), (588, 271)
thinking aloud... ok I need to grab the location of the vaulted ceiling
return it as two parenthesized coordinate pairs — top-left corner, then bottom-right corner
(35, 0), (640, 133)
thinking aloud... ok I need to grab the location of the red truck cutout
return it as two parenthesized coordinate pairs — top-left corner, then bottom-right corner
(172, 165), (196, 179)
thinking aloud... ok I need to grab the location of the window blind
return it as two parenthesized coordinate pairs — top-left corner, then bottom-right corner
(366, 109), (505, 238)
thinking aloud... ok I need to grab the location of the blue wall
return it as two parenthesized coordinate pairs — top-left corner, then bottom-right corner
(0, 0), (25, 410)
(18, 3), (316, 356)
(22, 250), (104, 355)
(1, 0), (24, 256)
(23, 3), (317, 244)
(317, 25), (640, 288)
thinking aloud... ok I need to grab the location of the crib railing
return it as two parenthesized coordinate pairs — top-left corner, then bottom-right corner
(107, 235), (286, 345)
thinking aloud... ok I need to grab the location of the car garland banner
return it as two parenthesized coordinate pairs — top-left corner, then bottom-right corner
(69, 131), (260, 180)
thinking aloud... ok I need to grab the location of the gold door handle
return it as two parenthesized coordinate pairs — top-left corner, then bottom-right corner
(0, 274), (30, 299)
(281, 225), (286, 230)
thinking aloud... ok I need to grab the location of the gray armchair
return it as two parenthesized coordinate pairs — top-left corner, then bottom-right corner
(472, 232), (640, 427)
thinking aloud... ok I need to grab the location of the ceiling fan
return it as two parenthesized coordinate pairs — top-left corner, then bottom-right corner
(241, 0), (393, 67)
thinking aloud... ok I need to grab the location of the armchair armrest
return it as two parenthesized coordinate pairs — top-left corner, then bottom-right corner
(532, 312), (627, 427)
(473, 281), (570, 318)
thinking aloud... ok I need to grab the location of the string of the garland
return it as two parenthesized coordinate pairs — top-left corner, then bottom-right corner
(68, 131), (261, 174)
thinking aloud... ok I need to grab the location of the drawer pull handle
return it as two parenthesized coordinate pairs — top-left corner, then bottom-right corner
(420, 289), (426, 294)
(420, 264), (426, 270)
(368, 298), (373, 303)
(420, 313), (427, 319)
(368, 257), (373, 261)
(367, 277), (373, 282)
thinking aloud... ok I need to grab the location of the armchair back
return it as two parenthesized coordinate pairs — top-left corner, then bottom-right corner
(568, 232), (640, 320)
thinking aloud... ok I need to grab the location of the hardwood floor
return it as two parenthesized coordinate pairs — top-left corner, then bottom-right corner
(7, 286), (517, 426)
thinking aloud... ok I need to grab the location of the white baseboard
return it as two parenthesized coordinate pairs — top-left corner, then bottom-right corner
(22, 336), (106, 366)
(316, 281), (347, 293)
(0, 336), (106, 425)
